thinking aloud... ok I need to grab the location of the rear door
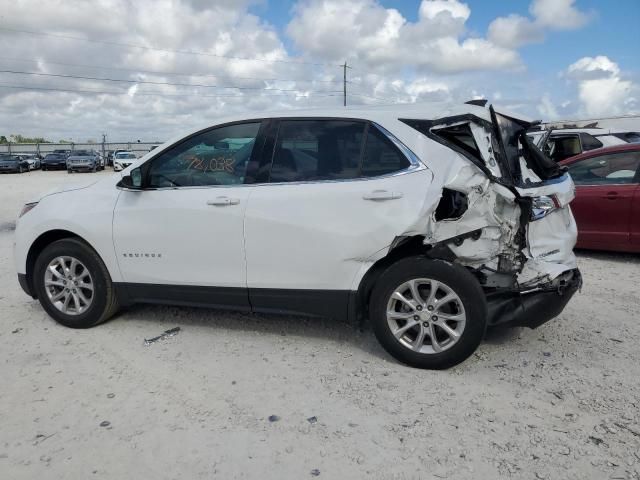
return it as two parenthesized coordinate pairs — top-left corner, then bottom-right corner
(243, 119), (433, 316)
(566, 151), (640, 249)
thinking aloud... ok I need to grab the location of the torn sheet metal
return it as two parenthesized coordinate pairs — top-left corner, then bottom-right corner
(412, 115), (577, 289)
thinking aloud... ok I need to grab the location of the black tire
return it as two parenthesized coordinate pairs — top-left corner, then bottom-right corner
(42, 166), (47, 171)
(369, 257), (487, 370)
(18, 165), (24, 173)
(68, 169), (72, 174)
(33, 238), (120, 328)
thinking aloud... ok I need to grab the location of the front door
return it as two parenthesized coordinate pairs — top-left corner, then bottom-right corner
(567, 150), (640, 250)
(113, 121), (264, 307)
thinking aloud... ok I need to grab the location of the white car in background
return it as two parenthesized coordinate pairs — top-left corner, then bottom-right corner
(528, 128), (628, 162)
(113, 151), (137, 171)
(13, 103), (581, 369)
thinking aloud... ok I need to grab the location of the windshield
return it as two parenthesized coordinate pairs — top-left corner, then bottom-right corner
(116, 153), (136, 159)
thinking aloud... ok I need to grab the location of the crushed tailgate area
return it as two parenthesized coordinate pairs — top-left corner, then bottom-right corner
(1, 170), (639, 479)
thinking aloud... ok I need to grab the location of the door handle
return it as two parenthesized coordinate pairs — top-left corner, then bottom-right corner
(602, 192), (619, 200)
(207, 196), (240, 206)
(363, 190), (403, 201)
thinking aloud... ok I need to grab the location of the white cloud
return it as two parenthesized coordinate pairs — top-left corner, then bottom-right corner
(488, 0), (591, 49)
(537, 94), (559, 119)
(487, 14), (544, 48)
(287, 0), (521, 73)
(529, 0), (592, 30)
(566, 56), (635, 117)
(567, 55), (620, 80)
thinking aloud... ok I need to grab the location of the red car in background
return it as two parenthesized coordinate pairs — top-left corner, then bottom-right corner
(561, 144), (640, 253)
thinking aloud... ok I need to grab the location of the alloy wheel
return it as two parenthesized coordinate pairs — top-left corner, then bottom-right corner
(386, 278), (466, 354)
(43, 256), (94, 315)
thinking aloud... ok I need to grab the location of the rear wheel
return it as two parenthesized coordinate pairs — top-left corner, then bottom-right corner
(33, 238), (119, 328)
(369, 257), (487, 369)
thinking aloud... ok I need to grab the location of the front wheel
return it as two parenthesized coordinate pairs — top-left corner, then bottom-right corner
(33, 238), (120, 328)
(369, 257), (487, 369)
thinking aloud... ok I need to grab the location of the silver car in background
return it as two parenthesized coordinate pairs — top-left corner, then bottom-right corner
(66, 150), (100, 173)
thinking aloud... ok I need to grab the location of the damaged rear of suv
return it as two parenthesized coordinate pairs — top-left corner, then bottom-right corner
(365, 104), (581, 368)
(14, 102), (580, 370)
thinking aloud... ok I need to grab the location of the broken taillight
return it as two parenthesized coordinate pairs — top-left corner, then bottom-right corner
(530, 195), (560, 221)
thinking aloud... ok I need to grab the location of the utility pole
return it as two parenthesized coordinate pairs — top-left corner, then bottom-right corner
(101, 133), (107, 159)
(343, 61), (348, 107)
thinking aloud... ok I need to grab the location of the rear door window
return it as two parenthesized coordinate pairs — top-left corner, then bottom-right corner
(269, 120), (365, 183)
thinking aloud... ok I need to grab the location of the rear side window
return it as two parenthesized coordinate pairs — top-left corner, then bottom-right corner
(270, 120), (365, 182)
(580, 133), (603, 151)
(361, 126), (410, 177)
(568, 152), (640, 185)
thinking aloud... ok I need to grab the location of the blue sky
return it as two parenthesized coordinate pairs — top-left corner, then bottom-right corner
(255, 0), (640, 75)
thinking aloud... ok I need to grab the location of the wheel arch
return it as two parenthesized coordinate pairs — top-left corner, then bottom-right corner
(25, 230), (96, 298)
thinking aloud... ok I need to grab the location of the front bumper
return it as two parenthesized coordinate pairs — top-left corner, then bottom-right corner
(486, 269), (582, 329)
(44, 162), (67, 169)
(0, 165), (20, 172)
(68, 164), (95, 171)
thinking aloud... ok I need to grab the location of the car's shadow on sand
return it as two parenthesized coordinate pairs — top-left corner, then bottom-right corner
(113, 302), (528, 363)
(113, 303), (392, 361)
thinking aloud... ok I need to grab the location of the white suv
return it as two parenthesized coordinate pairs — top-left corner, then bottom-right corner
(14, 103), (581, 369)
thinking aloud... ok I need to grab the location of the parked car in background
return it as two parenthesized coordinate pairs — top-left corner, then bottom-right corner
(17, 153), (41, 170)
(105, 151), (115, 166)
(562, 144), (640, 252)
(67, 150), (100, 173)
(94, 151), (105, 170)
(42, 153), (69, 170)
(14, 103), (581, 369)
(0, 154), (30, 173)
(528, 128), (628, 163)
(52, 149), (72, 158)
(113, 151), (137, 171)
(611, 132), (640, 144)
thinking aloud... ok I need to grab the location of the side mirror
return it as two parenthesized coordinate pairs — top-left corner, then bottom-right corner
(117, 167), (143, 190)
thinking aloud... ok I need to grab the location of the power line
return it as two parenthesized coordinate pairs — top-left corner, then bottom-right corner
(0, 83), (343, 99)
(0, 69), (342, 94)
(0, 26), (341, 67)
(0, 56), (344, 84)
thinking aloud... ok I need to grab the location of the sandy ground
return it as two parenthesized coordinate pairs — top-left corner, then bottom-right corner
(1, 169), (639, 480)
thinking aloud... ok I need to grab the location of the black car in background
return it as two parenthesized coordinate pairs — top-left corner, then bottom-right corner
(42, 153), (69, 170)
(0, 154), (30, 173)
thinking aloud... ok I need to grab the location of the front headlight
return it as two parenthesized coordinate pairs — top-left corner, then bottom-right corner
(19, 202), (39, 218)
(530, 195), (560, 221)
